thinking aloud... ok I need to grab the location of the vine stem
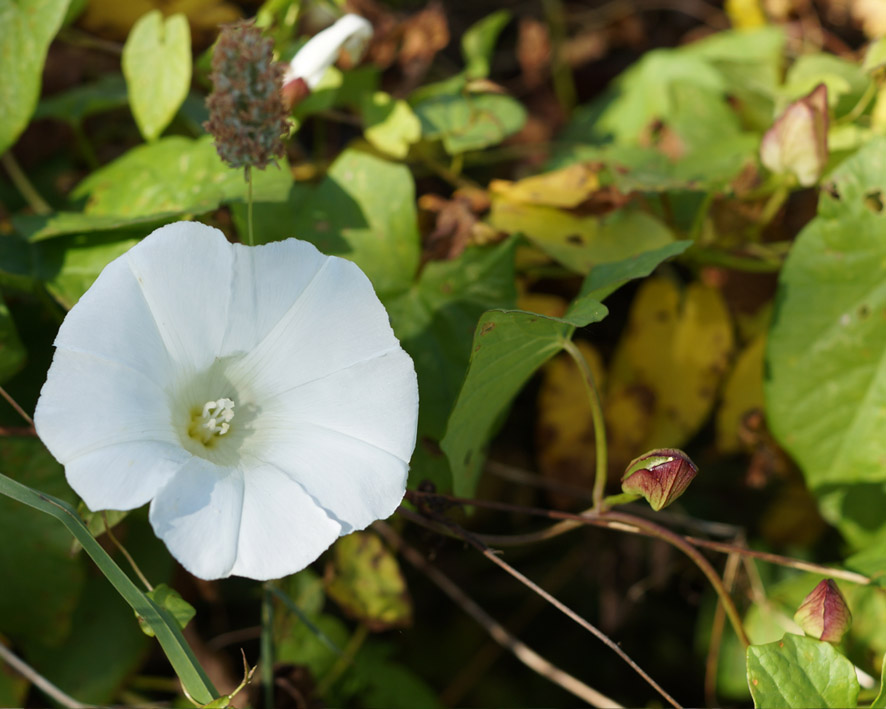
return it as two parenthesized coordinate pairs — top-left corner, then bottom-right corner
(0, 642), (89, 709)
(0, 385), (34, 427)
(1, 152), (51, 215)
(102, 511), (153, 591)
(374, 522), (623, 708)
(400, 508), (683, 709)
(405, 489), (872, 586)
(561, 339), (608, 510)
(603, 510), (750, 648)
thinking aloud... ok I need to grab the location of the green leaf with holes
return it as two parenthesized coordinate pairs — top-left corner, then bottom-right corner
(746, 634), (859, 708)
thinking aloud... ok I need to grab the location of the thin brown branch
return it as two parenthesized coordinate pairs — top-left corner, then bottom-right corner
(399, 508), (682, 708)
(373, 521), (622, 708)
(0, 642), (91, 708)
(0, 385), (34, 427)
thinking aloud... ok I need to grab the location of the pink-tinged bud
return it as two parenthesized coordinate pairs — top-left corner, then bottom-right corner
(621, 448), (698, 511)
(793, 579), (852, 644)
(760, 83), (828, 187)
(281, 77), (310, 111)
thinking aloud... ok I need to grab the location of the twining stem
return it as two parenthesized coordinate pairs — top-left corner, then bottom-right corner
(246, 166), (255, 247)
(0, 385), (34, 427)
(415, 510), (683, 709)
(408, 489), (872, 586)
(375, 521), (623, 708)
(1, 152), (51, 215)
(603, 510), (750, 648)
(0, 643), (88, 709)
(102, 511), (153, 591)
(561, 339), (608, 511)
(261, 583), (274, 709)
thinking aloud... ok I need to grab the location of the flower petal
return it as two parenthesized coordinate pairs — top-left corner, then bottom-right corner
(229, 462), (342, 580)
(220, 238), (328, 355)
(124, 222), (234, 371)
(283, 14), (372, 89)
(51, 240), (173, 387)
(149, 459), (243, 580)
(252, 426), (408, 533)
(259, 349), (419, 462)
(66, 440), (190, 511)
(35, 349), (176, 464)
(228, 255), (402, 396)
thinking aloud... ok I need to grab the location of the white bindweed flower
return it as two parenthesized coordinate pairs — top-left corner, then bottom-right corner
(282, 13), (372, 96)
(34, 222), (418, 581)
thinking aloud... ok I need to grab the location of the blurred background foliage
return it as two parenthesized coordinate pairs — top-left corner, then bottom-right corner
(4, 0), (886, 706)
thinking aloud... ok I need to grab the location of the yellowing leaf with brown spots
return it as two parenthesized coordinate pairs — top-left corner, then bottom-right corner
(716, 334), (765, 453)
(325, 532), (411, 631)
(488, 204), (674, 275)
(536, 341), (605, 505)
(489, 164), (600, 208)
(80, 0), (241, 42)
(607, 277), (734, 461)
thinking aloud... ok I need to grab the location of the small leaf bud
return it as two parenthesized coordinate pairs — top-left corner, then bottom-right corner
(621, 448), (698, 511)
(793, 579), (852, 644)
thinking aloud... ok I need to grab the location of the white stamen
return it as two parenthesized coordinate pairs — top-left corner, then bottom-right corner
(199, 398), (235, 437)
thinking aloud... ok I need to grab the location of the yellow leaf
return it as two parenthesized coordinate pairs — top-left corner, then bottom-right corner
(536, 341), (605, 503)
(489, 202), (673, 275)
(489, 163), (600, 208)
(726, 0), (767, 28)
(81, 0), (241, 41)
(607, 277), (734, 461)
(716, 334), (765, 453)
(516, 292), (568, 319)
(325, 532), (411, 631)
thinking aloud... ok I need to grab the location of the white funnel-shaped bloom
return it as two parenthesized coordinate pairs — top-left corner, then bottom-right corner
(34, 222), (418, 581)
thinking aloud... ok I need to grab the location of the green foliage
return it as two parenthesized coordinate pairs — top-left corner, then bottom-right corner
(122, 11), (192, 142)
(461, 10), (511, 80)
(414, 93), (527, 154)
(73, 135), (290, 218)
(0, 0), (71, 154)
(766, 138), (886, 549)
(746, 634), (859, 709)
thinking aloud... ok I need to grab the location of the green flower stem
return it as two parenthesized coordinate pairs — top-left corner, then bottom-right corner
(757, 184), (790, 233)
(261, 583), (274, 709)
(0, 472), (217, 704)
(1, 152), (51, 215)
(602, 492), (640, 508)
(561, 339), (608, 511)
(246, 166), (255, 247)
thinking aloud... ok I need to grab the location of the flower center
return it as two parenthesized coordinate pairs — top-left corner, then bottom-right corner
(188, 398), (235, 447)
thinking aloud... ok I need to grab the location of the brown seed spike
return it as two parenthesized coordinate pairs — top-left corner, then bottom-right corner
(204, 21), (290, 171)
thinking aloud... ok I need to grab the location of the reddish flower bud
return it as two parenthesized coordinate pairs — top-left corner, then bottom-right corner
(760, 83), (829, 187)
(793, 579), (852, 644)
(621, 448), (698, 511)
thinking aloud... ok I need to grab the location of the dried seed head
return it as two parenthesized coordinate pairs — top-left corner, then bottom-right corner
(204, 21), (289, 170)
